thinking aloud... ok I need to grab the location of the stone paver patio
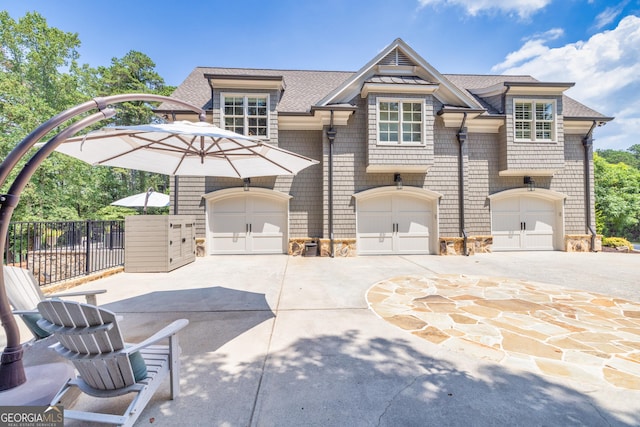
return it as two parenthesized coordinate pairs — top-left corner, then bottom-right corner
(367, 274), (640, 390)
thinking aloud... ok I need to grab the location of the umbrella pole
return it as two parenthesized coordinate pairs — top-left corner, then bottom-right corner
(0, 94), (205, 391)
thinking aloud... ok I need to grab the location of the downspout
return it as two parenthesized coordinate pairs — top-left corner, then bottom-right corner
(457, 113), (469, 255)
(327, 111), (337, 257)
(582, 121), (597, 251)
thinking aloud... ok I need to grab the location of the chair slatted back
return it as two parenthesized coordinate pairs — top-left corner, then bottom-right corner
(37, 300), (135, 390)
(3, 266), (44, 310)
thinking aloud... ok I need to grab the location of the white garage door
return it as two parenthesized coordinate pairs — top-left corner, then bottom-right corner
(358, 193), (432, 255)
(209, 193), (287, 254)
(492, 196), (556, 251)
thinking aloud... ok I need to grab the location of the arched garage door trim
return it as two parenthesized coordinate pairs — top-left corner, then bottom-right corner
(353, 186), (442, 255)
(203, 188), (291, 254)
(488, 188), (567, 251)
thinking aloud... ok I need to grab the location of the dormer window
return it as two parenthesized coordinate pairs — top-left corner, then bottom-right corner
(514, 100), (555, 142)
(222, 94), (269, 137)
(378, 98), (423, 144)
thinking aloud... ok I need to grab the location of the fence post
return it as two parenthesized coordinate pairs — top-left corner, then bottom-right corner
(85, 219), (91, 275)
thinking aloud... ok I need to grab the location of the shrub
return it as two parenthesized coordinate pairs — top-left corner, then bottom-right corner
(602, 236), (633, 250)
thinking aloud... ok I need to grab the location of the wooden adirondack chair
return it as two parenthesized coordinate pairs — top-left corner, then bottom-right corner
(36, 299), (189, 427)
(3, 265), (106, 339)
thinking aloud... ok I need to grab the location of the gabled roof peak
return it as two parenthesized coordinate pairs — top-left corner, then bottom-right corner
(317, 38), (483, 109)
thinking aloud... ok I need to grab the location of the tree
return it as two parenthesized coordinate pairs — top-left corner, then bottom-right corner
(0, 11), (91, 220)
(594, 153), (640, 240)
(596, 146), (640, 170)
(1, 12), (173, 221)
(92, 51), (175, 197)
(95, 50), (172, 125)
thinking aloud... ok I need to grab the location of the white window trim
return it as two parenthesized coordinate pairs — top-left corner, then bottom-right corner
(376, 97), (425, 146)
(513, 99), (557, 143)
(220, 93), (270, 139)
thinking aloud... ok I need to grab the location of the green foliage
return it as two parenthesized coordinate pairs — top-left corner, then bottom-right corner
(596, 145), (640, 170)
(93, 206), (139, 220)
(594, 153), (640, 240)
(602, 236), (633, 250)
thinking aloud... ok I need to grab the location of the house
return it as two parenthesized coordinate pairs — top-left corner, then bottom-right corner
(155, 38), (612, 256)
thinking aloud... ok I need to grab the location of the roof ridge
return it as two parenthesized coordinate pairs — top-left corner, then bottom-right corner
(194, 66), (356, 74)
(444, 73), (534, 78)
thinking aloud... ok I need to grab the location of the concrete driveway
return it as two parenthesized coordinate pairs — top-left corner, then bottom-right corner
(8, 251), (640, 426)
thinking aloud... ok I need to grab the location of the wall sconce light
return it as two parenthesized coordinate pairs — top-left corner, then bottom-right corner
(243, 177), (251, 191)
(394, 173), (403, 190)
(524, 176), (535, 191)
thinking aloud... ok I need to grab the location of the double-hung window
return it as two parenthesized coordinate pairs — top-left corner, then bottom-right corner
(378, 99), (423, 144)
(222, 94), (269, 137)
(514, 100), (555, 142)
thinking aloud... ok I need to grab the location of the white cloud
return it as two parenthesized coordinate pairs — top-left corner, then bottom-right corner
(417, 0), (551, 18)
(593, 1), (628, 30)
(492, 15), (640, 150)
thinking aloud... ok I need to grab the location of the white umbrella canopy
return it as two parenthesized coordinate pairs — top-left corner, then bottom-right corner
(55, 121), (319, 177)
(111, 190), (170, 208)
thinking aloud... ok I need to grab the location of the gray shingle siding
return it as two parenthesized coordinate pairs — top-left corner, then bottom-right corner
(503, 95), (565, 172)
(279, 130), (324, 238)
(171, 176), (206, 235)
(366, 93), (435, 170)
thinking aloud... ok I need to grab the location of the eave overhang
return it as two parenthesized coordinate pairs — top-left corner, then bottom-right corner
(471, 81), (575, 97)
(205, 74), (285, 91)
(361, 82), (439, 98)
(278, 104), (357, 130)
(564, 116), (614, 134)
(365, 164), (432, 173)
(498, 169), (558, 177)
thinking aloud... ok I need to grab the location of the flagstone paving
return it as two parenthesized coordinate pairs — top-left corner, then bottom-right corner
(367, 274), (640, 390)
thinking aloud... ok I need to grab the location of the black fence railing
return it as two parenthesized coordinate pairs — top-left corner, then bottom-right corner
(4, 220), (125, 287)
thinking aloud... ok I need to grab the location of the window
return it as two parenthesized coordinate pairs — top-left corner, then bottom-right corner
(378, 99), (423, 144)
(514, 100), (555, 141)
(222, 95), (268, 137)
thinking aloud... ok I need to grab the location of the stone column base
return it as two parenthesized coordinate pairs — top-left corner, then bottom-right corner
(195, 238), (206, 257)
(318, 239), (356, 257)
(439, 236), (493, 255)
(288, 238), (315, 256)
(565, 234), (602, 252)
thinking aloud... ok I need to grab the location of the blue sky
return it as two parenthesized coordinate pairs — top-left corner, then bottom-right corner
(3, 0), (639, 150)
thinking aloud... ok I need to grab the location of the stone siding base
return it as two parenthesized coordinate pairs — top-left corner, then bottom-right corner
(195, 238), (206, 257)
(289, 238), (355, 256)
(319, 239), (356, 257)
(565, 234), (602, 252)
(289, 238), (316, 256)
(439, 236), (493, 255)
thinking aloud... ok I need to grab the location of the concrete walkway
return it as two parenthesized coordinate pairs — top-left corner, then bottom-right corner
(8, 252), (640, 426)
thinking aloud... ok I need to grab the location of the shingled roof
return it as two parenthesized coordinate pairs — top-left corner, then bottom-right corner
(161, 67), (354, 114)
(160, 66), (607, 119)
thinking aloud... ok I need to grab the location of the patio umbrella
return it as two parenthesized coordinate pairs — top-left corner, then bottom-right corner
(111, 188), (170, 214)
(55, 120), (319, 177)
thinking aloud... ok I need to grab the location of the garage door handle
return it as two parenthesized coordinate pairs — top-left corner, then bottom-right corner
(246, 223), (252, 233)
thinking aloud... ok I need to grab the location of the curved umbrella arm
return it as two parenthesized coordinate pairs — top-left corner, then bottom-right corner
(0, 94), (205, 391)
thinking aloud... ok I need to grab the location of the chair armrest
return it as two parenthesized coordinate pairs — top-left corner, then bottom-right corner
(124, 319), (189, 354)
(50, 289), (106, 297)
(48, 289), (106, 306)
(12, 309), (39, 316)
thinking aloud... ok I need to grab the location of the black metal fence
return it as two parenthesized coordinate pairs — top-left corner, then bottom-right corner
(4, 220), (125, 287)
